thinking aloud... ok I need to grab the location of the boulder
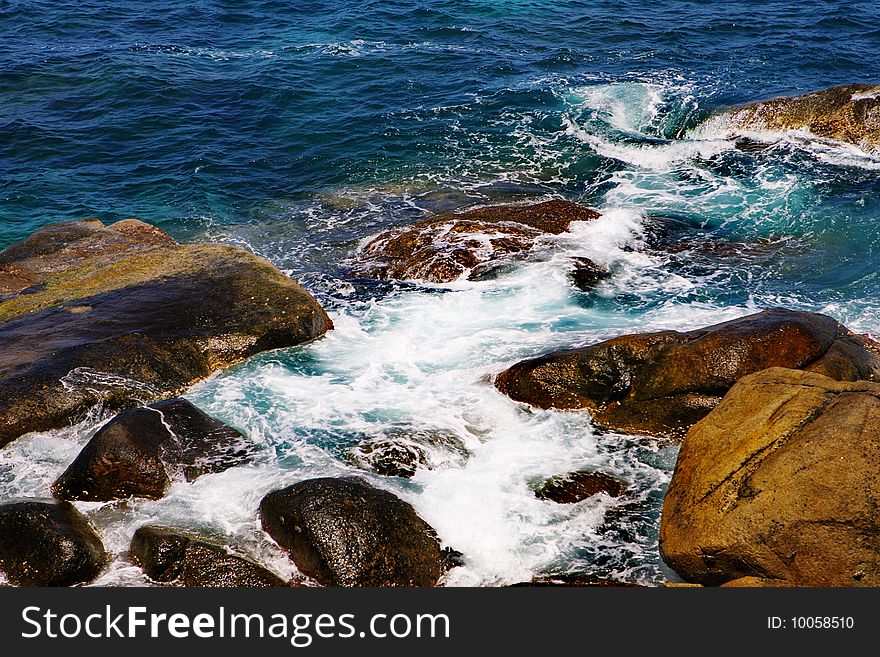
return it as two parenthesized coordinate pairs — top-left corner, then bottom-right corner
(701, 84), (880, 154)
(349, 200), (599, 283)
(0, 499), (107, 586)
(495, 308), (880, 440)
(52, 398), (251, 501)
(0, 219), (332, 448)
(534, 470), (626, 504)
(659, 368), (880, 586)
(130, 525), (285, 587)
(569, 257), (611, 291)
(260, 477), (443, 586)
(348, 429), (469, 478)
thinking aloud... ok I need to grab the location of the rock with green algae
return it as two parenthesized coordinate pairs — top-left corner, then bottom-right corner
(0, 218), (332, 448)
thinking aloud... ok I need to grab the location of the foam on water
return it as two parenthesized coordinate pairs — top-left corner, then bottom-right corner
(3, 67), (880, 586)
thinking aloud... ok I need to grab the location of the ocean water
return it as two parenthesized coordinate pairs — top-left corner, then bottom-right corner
(2, 0), (880, 586)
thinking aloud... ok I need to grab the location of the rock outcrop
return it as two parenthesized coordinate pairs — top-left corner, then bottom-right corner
(260, 477), (443, 586)
(349, 200), (599, 283)
(0, 218), (332, 448)
(0, 499), (107, 586)
(660, 368), (880, 586)
(129, 525), (286, 587)
(701, 84), (880, 154)
(495, 308), (880, 440)
(534, 470), (626, 504)
(53, 398), (251, 501)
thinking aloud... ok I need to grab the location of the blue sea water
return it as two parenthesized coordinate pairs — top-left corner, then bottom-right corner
(2, 1), (880, 585)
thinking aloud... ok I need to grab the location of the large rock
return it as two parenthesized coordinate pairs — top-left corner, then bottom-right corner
(660, 368), (880, 586)
(349, 200), (599, 283)
(53, 398), (251, 501)
(130, 525), (286, 587)
(0, 219), (332, 448)
(701, 84), (880, 154)
(260, 477), (443, 586)
(0, 499), (107, 586)
(495, 308), (880, 440)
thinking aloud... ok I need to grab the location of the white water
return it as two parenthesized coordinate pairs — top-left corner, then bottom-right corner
(3, 77), (876, 587)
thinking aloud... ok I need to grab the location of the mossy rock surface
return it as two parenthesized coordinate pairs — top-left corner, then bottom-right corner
(0, 219), (332, 447)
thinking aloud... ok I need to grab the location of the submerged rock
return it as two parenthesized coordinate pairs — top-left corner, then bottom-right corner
(260, 477), (443, 586)
(348, 429), (469, 478)
(0, 499), (107, 586)
(534, 470), (626, 504)
(130, 525), (285, 587)
(660, 368), (880, 586)
(496, 308), (880, 440)
(0, 218), (332, 448)
(569, 257), (611, 291)
(52, 398), (251, 501)
(349, 200), (599, 283)
(702, 84), (880, 154)
(511, 574), (639, 587)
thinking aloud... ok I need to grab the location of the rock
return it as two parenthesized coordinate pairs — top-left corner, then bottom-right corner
(260, 477), (443, 586)
(0, 219), (332, 448)
(659, 367), (880, 586)
(534, 470), (626, 504)
(130, 525), (285, 587)
(349, 200), (599, 283)
(348, 429), (469, 478)
(511, 574), (639, 587)
(0, 499), (107, 586)
(52, 398), (251, 501)
(720, 577), (793, 588)
(569, 257), (611, 291)
(495, 308), (880, 440)
(702, 84), (880, 154)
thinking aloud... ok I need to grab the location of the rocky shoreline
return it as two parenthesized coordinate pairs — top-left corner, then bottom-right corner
(2, 84), (880, 588)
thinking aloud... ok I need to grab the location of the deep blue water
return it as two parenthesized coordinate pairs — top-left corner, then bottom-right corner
(2, 1), (880, 585)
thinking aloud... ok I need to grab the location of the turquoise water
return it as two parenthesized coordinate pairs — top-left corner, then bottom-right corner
(2, 1), (880, 585)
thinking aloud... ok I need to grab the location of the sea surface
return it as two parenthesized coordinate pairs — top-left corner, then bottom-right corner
(2, 0), (880, 586)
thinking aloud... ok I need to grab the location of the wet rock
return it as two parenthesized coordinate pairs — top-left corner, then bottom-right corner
(130, 525), (285, 587)
(534, 470), (626, 504)
(569, 257), (611, 291)
(348, 429), (469, 478)
(496, 308), (880, 440)
(0, 499), (107, 586)
(349, 200), (599, 283)
(0, 218), (332, 448)
(660, 368), (880, 586)
(720, 577), (793, 588)
(52, 398), (250, 501)
(703, 84), (880, 154)
(260, 477), (443, 586)
(511, 574), (640, 587)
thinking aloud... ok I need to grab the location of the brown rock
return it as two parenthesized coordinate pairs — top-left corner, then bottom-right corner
(130, 525), (285, 587)
(703, 84), (880, 154)
(260, 477), (443, 587)
(349, 200), (599, 283)
(495, 308), (880, 440)
(52, 398), (252, 502)
(659, 367), (880, 586)
(0, 499), (107, 586)
(0, 219), (332, 448)
(534, 470), (626, 504)
(569, 257), (611, 291)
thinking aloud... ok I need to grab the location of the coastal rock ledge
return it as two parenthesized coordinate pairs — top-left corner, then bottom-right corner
(495, 308), (880, 440)
(0, 218), (332, 448)
(660, 368), (880, 587)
